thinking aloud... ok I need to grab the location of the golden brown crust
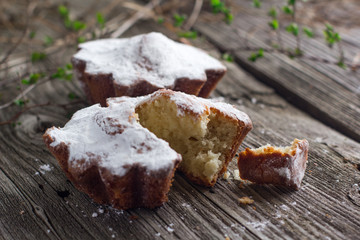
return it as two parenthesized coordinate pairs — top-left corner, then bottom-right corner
(43, 131), (181, 209)
(71, 57), (226, 107)
(237, 139), (309, 190)
(198, 69), (227, 98)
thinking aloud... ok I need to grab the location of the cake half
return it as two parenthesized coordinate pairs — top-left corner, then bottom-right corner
(135, 90), (252, 186)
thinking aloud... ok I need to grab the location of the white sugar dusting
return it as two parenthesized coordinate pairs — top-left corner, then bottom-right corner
(39, 164), (52, 174)
(181, 203), (191, 208)
(45, 90), (251, 179)
(74, 32), (225, 88)
(249, 221), (269, 231)
(280, 204), (290, 211)
(167, 224), (174, 233)
(46, 96), (179, 177)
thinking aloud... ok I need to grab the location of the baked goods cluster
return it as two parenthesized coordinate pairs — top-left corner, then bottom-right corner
(44, 89), (252, 209)
(44, 32), (309, 209)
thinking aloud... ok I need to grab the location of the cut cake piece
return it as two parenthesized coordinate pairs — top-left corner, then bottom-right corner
(237, 139), (309, 190)
(136, 90), (252, 186)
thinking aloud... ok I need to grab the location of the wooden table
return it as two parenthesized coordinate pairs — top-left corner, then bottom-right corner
(1, 0), (359, 239)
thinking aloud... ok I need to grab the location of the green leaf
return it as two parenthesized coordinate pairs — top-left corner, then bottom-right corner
(252, 0), (261, 8)
(173, 14), (186, 27)
(14, 99), (26, 107)
(77, 36), (86, 43)
(257, 48), (264, 57)
(248, 48), (264, 62)
(66, 63), (73, 70)
(43, 36), (54, 46)
(51, 66), (73, 81)
(224, 12), (233, 24)
(210, 0), (224, 13)
(96, 12), (105, 29)
(58, 5), (69, 18)
(282, 5), (293, 14)
(294, 48), (303, 56)
(323, 24), (341, 47)
(178, 31), (197, 39)
(288, 0), (296, 5)
(68, 92), (77, 100)
(157, 17), (165, 24)
(303, 27), (314, 38)
(268, 8), (277, 18)
(210, 0), (233, 24)
(337, 61), (346, 69)
(72, 21), (86, 31)
(268, 19), (279, 30)
(222, 53), (234, 62)
(31, 52), (46, 62)
(21, 73), (44, 85)
(29, 31), (36, 39)
(286, 23), (299, 36)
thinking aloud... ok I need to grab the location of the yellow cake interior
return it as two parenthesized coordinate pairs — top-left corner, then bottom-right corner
(136, 96), (238, 184)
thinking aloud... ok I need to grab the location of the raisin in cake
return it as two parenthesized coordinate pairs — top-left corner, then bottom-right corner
(237, 139), (309, 190)
(72, 32), (226, 106)
(43, 90), (252, 209)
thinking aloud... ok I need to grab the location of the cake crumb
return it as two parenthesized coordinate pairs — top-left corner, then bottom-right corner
(98, 208), (104, 214)
(19, 210), (25, 215)
(225, 237), (230, 240)
(167, 226), (174, 233)
(39, 164), (52, 174)
(239, 182), (245, 189)
(238, 197), (254, 205)
(233, 170), (240, 180)
(223, 171), (230, 180)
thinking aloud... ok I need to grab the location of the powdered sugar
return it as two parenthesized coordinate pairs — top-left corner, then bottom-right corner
(73, 32), (225, 88)
(45, 90), (251, 179)
(46, 96), (180, 177)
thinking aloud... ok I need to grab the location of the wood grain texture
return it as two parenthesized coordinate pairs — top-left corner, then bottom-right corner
(1, 2), (360, 239)
(194, 0), (360, 142)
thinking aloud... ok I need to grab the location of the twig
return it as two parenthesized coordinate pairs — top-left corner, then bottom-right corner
(0, 0), (39, 67)
(0, 78), (51, 110)
(292, 1), (300, 51)
(111, 0), (160, 38)
(275, 6), (283, 51)
(183, 0), (203, 31)
(0, 100), (84, 126)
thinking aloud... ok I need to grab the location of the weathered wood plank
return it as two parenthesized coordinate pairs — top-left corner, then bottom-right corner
(1, 5), (360, 240)
(194, 0), (360, 142)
